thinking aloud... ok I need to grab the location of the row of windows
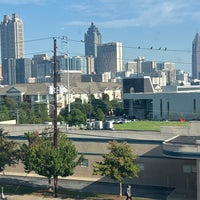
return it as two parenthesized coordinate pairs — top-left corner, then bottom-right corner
(160, 98), (197, 118)
(79, 160), (196, 177)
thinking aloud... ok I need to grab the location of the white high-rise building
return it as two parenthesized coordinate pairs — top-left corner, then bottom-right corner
(0, 13), (24, 85)
(96, 42), (123, 74)
(0, 13), (24, 60)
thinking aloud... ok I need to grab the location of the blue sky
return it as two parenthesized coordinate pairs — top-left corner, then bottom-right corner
(1, 0), (200, 73)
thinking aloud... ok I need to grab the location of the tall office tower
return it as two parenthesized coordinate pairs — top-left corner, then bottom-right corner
(0, 13), (24, 84)
(71, 56), (87, 74)
(86, 56), (95, 74)
(2, 58), (16, 85)
(16, 58), (32, 83)
(31, 54), (52, 82)
(157, 62), (176, 85)
(192, 33), (200, 79)
(141, 61), (156, 75)
(0, 13), (24, 60)
(96, 42), (123, 74)
(84, 22), (102, 57)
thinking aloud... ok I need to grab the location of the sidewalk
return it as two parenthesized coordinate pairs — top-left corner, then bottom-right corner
(7, 195), (56, 200)
(167, 189), (196, 200)
(0, 173), (191, 200)
(7, 195), (78, 200)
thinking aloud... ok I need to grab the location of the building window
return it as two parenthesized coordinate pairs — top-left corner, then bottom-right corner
(33, 95), (38, 101)
(42, 95), (47, 101)
(80, 159), (89, 167)
(183, 165), (196, 173)
(130, 87), (134, 93)
(193, 99), (196, 113)
(160, 99), (162, 118)
(167, 100), (170, 117)
(192, 165), (197, 173)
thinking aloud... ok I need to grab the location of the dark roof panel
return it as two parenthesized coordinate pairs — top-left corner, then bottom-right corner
(167, 135), (200, 145)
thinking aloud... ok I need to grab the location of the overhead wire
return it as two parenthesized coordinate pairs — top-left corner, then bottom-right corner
(0, 35), (193, 67)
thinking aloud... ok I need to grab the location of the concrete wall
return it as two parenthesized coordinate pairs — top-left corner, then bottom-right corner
(1, 123), (198, 192)
(0, 120), (16, 125)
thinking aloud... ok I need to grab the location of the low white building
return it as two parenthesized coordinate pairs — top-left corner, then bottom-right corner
(123, 76), (200, 120)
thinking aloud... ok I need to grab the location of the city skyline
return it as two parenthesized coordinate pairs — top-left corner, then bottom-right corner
(1, 0), (200, 73)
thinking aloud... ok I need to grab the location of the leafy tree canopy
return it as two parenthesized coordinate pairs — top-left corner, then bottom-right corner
(94, 108), (105, 121)
(0, 128), (19, 172)
(20, 131), (82, 178)
(93, 140), (139, 196)
(92, 99), (110, 114)
(20, 130), (83, 197)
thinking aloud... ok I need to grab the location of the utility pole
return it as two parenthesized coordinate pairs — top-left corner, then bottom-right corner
(53, 38), (58, 148)
(53, 38), (58, 197)
(89, 85), (92, 122)
(66, 37), (70, 114)
(61, 36), (70, 113)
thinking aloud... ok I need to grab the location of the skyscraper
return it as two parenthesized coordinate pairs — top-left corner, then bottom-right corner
(0, 13), (24, 60)
(16, 58), (32, 83)
(96, 42), (123, 74)
(0, 13), (24, 84)
(84, 22), (102, 57)
(192, 33), (200, 79)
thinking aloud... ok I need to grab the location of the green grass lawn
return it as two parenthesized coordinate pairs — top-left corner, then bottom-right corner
(114, 120), (189, 131)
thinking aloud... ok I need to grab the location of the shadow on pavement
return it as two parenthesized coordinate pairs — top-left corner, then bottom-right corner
(0, 175), (174, 199)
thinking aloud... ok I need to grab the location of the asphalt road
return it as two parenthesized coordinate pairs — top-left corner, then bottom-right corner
(0, 175), (174, 199)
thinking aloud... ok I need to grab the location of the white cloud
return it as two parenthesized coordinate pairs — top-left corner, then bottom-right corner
(64, 0), (200, 28)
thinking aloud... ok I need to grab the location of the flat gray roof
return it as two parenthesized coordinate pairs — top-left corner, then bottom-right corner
(165, 135), (200, 145)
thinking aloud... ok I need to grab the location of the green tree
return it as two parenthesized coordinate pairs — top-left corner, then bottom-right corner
(34, 103), (51, 123)
(20, 131), (82, 197)
(59, 101), (87, 124)
(110, 100), (123, 116)
(20, 131), (41, 173)
(93, 140), (139, 196)
(18, 102), (51, 124)
(92, 99), (110, 115)
(74, 98), (82, 103)
(71, 102), (87, 115)
(68, 108), (87, 126)
(102, 93), (110, 102)
(0, 98), (53, 124)
(94, 108), (105, 121)
(0, 128), (19, 172)
(0, 105), (10, 121)
(4, 97), (17, 111)
(0, 97), (18, 121)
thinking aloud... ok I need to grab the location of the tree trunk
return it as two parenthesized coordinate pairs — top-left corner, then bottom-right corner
(54, 175), (58, 197)
(48, 178), (53, 192)
(119, 182), (122, 196)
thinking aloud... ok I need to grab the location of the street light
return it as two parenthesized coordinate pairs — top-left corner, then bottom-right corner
(60, 36), (70, 114)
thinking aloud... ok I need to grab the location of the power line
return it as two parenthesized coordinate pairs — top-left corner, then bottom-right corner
(0, 35), (193, 67)
(123, 45), (191, 53)
(66, 37), (192, 53)
(24, 37), (53, 43)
